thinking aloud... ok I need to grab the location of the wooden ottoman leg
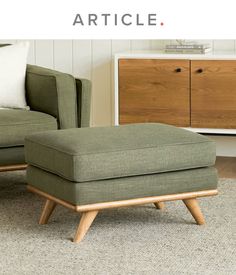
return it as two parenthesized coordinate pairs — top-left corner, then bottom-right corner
(39, 199), (57, 225)
(74, 210), (99, 243)
(183, 198), (205, 225)
(154, 202), (165, 210)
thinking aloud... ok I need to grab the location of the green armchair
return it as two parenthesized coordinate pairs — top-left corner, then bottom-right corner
(0, 64), (91, 171)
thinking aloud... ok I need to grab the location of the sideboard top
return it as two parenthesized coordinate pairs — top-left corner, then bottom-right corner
(115, 50), (236, 60)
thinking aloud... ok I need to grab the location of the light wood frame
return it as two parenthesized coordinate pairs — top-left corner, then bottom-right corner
(0, 164), (27, 172)
(28, 185), (218, 243)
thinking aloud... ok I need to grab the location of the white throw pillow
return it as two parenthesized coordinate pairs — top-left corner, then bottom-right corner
(0, 42), (29, 109)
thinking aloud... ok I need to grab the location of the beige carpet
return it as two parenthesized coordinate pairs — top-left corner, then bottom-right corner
(0, 171), (235, 275)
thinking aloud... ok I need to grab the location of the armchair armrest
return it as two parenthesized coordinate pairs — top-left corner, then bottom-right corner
(26, 65), (78, 129)
(75, 78), (91, 127)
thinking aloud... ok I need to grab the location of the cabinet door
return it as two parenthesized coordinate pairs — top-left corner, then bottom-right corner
(118, 59), (190, 126)
(191, 60), (236, 128)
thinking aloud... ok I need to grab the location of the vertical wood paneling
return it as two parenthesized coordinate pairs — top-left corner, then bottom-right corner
(195, 39), (213, 49)
(168, 39), (181, 45)
(213, 40), (235, 52)
(72, 40), (92, 79)
(150, 40), (165, 50)
(131, 40), (151, 50)
(35, 40), (53, 68)
(111, 40), (131, 124)
(112, 40), (131, 54)
(91, 40), (112, 126)
(27, 40), (36, 65)
(0, 40), (17, 44)
(17, 40), (35, 64)
(54, 40), (73, 73)
(150, 40), (171, 50)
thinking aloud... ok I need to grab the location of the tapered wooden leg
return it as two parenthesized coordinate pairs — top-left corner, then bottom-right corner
(154, 202), (165, 210)
(183, 198), (205, 225)
(73, 210), (99, 243)
(39, 199), (57, 225)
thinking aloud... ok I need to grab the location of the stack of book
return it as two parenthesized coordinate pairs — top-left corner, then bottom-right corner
(165, 44), (211, 54)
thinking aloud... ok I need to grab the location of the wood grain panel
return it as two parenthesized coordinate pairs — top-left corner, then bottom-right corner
(191, 60), (236, 128)
(119, 59), (190, 126)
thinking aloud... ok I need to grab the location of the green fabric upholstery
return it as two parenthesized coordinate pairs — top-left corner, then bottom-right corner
(26, 65), (91, 129)
(27, 165), (218, 205)
(0, 147), (25, 165)
(0, 109), (57, 148)
(26, 65), (78, 129)
(75, 78), (92, 128)
(0, 49), (91, 166)
(25, 123), (216, 182)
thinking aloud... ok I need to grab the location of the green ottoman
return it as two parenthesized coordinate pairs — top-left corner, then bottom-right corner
(25, 123), (218, 243)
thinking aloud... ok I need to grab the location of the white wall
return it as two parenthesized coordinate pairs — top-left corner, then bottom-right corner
(1, 39), (236, 156)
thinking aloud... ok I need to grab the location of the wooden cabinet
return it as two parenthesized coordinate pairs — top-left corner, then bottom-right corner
(119, 59), (190, 126)
(191, 60), (236, 129)
(118, 58), (236, 129)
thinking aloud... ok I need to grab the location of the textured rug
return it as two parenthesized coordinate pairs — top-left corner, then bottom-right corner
(0, 171), (235, 275)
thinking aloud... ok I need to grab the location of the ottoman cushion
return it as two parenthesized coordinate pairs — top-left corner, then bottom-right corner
(27, 166), (218, 205)
(25, 123), (216, 182)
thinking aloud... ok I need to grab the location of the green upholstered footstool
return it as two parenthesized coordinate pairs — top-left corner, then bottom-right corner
(25, 123), (218, 243)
